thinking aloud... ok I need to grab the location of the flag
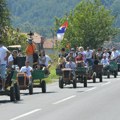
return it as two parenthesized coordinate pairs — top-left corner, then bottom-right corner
(57, 21), (68, 40)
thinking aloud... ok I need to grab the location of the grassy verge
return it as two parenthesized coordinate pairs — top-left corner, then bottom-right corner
(45, 54), (59, 83)
(44, 62), (59, 83)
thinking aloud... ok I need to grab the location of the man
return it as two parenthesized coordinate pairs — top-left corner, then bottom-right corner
(42, 51), (52, 74)
(65, 57), (76, 77)
(33, 50), (39, 69)
(8, 53), (14, 68)
(26, 38), (36, 67)
(20, 61), (33, 83)
(111, 47), (119, 61)
(8, 50), (19, 68)
(70, 48), (77, 58)
(59, 48), (68, 58)
(103, 49), (110, 59)
(101, 55), (110, 70)
(66, 51), (75, 62)
(12, 50), (19, 65)
(0, 41), (10, 91)
(85, 47), (93, 66)
(65, 57), (76, 70)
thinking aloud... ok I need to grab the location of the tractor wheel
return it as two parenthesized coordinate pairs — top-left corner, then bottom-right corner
(14, 83), (20, 101)
(84, 77), (87, 87)
(59, 77), (63, 88)
(73, 79), (77, 88)
(10, 86), (15, 102)
(41, 80), (46, 93)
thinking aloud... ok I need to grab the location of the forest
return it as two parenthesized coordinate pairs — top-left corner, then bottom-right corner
(7, 0), (120, 38)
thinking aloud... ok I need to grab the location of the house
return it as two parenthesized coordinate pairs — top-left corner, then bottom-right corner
(29, 32), (57, 54)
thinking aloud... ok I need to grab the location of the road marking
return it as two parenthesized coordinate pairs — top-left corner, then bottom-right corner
(10, 109), (42, 120)
(85, 87), (96, 92)
(101, 81), (111, 86)
(53, 95), (76, 105)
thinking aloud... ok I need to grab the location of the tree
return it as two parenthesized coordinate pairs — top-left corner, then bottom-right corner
(0, 0), (10, 27)
(0, 0), (27, 46)
(55, 0), (118, 49)
(0, 0), (10, 43)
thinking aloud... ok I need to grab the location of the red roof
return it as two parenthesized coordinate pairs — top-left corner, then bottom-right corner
(32, 33), (42, 43)
(43, 40), (54, 49)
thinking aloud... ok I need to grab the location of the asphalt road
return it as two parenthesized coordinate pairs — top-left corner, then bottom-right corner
(0, 74), (120, 120)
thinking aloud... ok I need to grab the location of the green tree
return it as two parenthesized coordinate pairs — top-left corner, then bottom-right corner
(0, 0), (27, 46)
(0, 0), (10, 44)
(0, 0), (10, 27)
(55, 0), (118, 49)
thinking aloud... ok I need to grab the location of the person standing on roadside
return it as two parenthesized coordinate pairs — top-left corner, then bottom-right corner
(26, 38), (36, 67)
(0, 40), (10, 91)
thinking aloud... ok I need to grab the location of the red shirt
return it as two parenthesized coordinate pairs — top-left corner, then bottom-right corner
(75, 56), (83, 62)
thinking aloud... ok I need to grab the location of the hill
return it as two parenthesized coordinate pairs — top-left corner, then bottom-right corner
(7, 0), (120, 38)
(7, 0), (80, 37)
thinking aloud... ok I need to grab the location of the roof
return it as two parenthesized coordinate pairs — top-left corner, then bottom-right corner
(43, 40), (54, 49)
(32, 32), (42, 43)
(22, 32), (56, 49)
(22, 32), (43, 43)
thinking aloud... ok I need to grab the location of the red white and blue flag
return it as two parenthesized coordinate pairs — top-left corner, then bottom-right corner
(57, 21), (68, 40)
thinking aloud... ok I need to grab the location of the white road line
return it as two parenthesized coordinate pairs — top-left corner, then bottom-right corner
(101, 81), (111, 86)
(53, 95), (76, 105)
(10, 109), (42, 120)
(85, 87), (96, 92)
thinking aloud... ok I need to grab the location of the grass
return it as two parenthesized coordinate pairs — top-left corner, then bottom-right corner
(44, 62), (59, 83)
(44, 54), (59, 83)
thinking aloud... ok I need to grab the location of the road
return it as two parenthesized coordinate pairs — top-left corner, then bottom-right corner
(0, 74), (120, 120)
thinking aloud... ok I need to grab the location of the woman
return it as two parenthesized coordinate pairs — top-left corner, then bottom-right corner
(75, 53), (85, 67)
(92, 49), (99, 65)
(58, 55), (66, 69)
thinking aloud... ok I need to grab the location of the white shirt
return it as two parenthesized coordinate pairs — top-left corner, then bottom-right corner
(101, 58), (109, 65)
(85, 50), (93, 59)
(39, 56), (46, 65)
(65, 62), (76, 69)
(72, 52), (77, 58)
(20, 66), (33, 76)
(8, 54), (14, 63)
(0, 46), (8, 64)
(111, 51), (119, 60)
(103, 53), (109, 58)
(45, 55), (52, 66)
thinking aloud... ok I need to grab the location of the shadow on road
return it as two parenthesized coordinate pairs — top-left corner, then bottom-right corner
(21, 91), (57, 96)
(62, 85), (94, 89)
(0, 100), (11, 104)
(0, 99), (21, 104)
